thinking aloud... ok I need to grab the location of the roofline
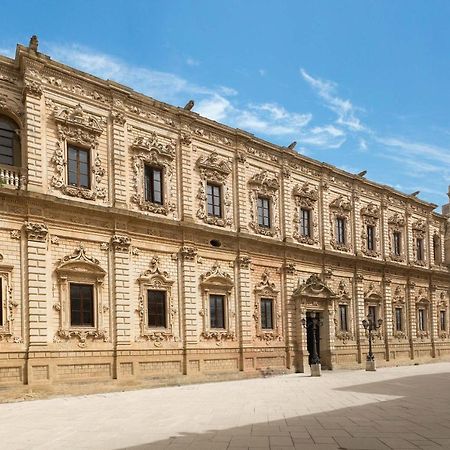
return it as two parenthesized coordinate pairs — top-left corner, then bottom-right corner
(1, 42), (444, 217)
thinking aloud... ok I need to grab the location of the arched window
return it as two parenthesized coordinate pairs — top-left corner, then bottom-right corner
(0, 115), (20, 166)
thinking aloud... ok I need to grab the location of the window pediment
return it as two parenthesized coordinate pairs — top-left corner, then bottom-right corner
(293, 182), (318, 206)
(329, 195), (352, 213)
(56, 246), (105, 278)
(248, 170), (279, 193)
(138, 256), (174, 288)
(131, 132), (176, 162)
(196, 152), (232, 182)
(364, 282), (382, 301)
(200, 262), (233, 290)
(388, 212), (405, 228)
(293, 274), (336, 299)
(254, 269), (279, 296)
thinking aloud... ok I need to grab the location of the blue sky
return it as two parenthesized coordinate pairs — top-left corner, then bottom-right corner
(1, 0), (449, 209)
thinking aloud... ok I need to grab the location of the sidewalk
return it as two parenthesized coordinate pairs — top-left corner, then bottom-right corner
(1, 363), (450, 449)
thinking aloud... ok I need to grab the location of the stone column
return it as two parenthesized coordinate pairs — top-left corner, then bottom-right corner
(383, 277), (393, 360)
(354, 273), (365, 364)
(180, 245), (198, 374)
(25, 221), (49, 346)
(236, 255), (252, 371)
(407, 281), (416, 360)
(111, 234), (132, 379)
(110, 107), (127, 208)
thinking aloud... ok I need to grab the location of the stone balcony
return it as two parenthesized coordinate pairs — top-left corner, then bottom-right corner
(0, 164), (24, 189)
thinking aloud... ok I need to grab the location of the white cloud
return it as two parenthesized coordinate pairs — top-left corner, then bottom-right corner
(259, 69), (267, 77)
(300, 68), (365, 132)
(196, 95), (234, 122)
(0, 47), (14, 58)
(186, 57), (200, 67)
(300, 125), (346, 149)
(359, 138), (368, 151)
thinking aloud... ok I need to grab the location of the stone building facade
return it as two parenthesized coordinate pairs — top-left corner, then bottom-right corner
(0, 38), (449, 388)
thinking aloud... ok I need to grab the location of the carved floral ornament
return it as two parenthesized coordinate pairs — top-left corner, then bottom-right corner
(136, 256), (177, 345)
(334, 279), (354, 343)
(0, 91), (24, 119)
(199, 262), (236, 344)
(292, 274), (337, 301)
(24, 221), (48, 242)
(0, 260), (21, 343)
(412, 219), (427, 266)
(253, 269), (282, 344)
(50, 103), (107, 201)
(329, 194), (352, 252)
(392, 285), (407, 340)
(292, 182), (319, 245)
(388, 212), (406, 262)
(248, 170), (280, 237)
(110, 235), (131, 253)
(54, 245), (108, 347)
(196, 152), (233, 227)
(130, 132), (177, 216)
(360, 203), (381, 257)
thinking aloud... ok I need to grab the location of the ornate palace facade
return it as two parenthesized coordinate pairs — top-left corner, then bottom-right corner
(0, 38), (449, 388)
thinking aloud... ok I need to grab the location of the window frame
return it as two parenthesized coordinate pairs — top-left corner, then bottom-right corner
(144, 164), (164, 205)
(69, 282), (95, 328)
(209, 294), (226, 329)
(146, 289), (168, 329)
(366, 225), (375, 252)
(395, 307), (403, 332)
(338, 304), (349, 332)
(336, 217), (346, 245)
(0, 114), (21, 167)
(393, 231), (402, 256)
(67, 144), (91, 189)
(206, 182), (223, 219)
(0, 265), (19, 341)
(257, 196), (271, 228)
(299, 207), (311, 238)
(260, 297), (274, 330)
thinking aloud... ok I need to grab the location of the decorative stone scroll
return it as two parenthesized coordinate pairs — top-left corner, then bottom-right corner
(0, 261), (21, 343)
(364, 281), (384, 340)
(388, 212), (406, 262)
(24, 221), (48, 242)
(50, 103), (106, 200)
(136, 256), (176, 345)
(199, 262), (235, 344)
(54, 245), (108, 347)
(329, 195), (352, 252)
(415, 288), (430, 340)
(292, 182), (319, 245)
(130, 132), (177, 216)
(253, 269), (282, 344)
(248, 170), (280, 237)
(392, 285), (407, 340)
(437, 292), (449, 339)
(412, 219), (427, 266)
(110, 235), (131, 253)
(196, 152), (233, 227)
(334, 279), (354, 343)
(360, 203), (381, 257)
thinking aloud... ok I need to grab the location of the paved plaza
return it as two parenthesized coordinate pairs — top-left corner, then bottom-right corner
(1, 363), (450, 450)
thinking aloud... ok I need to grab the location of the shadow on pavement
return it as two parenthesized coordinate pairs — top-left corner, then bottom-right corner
(118, 372), (450, 450)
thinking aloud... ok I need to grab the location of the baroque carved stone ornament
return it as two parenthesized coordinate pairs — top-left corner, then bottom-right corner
(180, 245), (198, 261)
(110, 235), (131, 253)
(196, 152), (233, 227)
(248, 170), (280, 237)
(136, 256), (176, 345)
(292, 182), (319, 245)
(388, 212), (406, 262)
(360, 202), (381, 257)
(412, 219), (427, 266)
(329, 195), (352, 252)
(130, 132), (176, 216)
(50, 103), (106, 200)
(0, 264), (21, 343)
(24, 221), (48, 242)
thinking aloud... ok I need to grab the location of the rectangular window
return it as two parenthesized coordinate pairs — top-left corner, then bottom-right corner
(209, 294), (225, 329)
(300, 208), (311, 237)
(418, 309), (426, 332)
(0, 126), (14, 165)
(144, 165), (163, 204)
(393, 231), (402, 256)
(207, 183), (222, 218)
(0, 278), (3, 326)
(368, 305), (377, 324)
(260, 298), (273, 329)
(433, 236), (441, 265)
(416, 238), (424, 261)
(257, 197), (271, 228)
(336, 217), (346, 245)
(68, 146), (90, 189)
(339, 304), (348, 332)
(70, 283), (94, 327)
(367, 225), (375, 251)
(147, 290), (166, 328)
(440, 310), (446, 332)
(395, 307), (403, 332)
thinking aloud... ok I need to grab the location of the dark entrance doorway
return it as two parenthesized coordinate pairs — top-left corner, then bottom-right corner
(306, 311), (321, 365)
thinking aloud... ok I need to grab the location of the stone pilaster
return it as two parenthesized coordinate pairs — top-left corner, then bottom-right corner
(236, 146), (249, 232)
(321, 176), (331, 250)
(111, 108), (127, 207)
(179, 128), (194, 221)
(353, 189), (362, 256)
(383, 277), (393, 359)
(407, 281), (416, 359)
(25, 221), (48, 345)
(280, 167), (292, 240)
(180, 245), (198, 369)
(283, 263), (297, 370)
(430, 284), (438, 358)
(354, 273), (365, 364)
(236, 255), (252, 370)
(22, 64), (44, 192)
(111, 235), (132, 348)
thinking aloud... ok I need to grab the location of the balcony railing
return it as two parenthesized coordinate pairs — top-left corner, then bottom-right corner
(0, 164), (24, 189)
